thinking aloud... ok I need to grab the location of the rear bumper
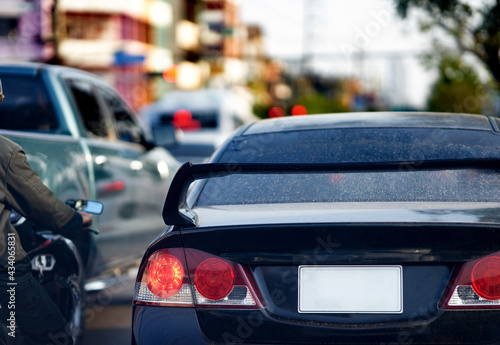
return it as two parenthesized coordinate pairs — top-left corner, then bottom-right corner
(133, 304), (500, 345)
(132, 306), (209, 345)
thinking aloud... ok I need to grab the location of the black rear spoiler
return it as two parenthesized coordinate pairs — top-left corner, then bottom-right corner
(162, 159), (500, 227)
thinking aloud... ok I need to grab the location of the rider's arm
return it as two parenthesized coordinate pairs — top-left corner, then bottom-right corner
(3, 142), (84, 239)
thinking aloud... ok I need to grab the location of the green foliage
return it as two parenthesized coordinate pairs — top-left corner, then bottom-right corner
(426, 55), (490, 113)
(393, 0), (500, 88)
(293, 92), (349, 115)
(252, 102), (271, 119)
(247, 80), (273, 119)
(252, 92), (349, 119)
(396, 0), (471, 19)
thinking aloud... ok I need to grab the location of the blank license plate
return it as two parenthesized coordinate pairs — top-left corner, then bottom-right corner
(298, 266), (403, 313)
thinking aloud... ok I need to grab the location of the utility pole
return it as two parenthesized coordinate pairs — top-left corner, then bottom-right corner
(301, 0), (329, 75)
(301, 0), (318, 75)
(48, 0), (63, 64)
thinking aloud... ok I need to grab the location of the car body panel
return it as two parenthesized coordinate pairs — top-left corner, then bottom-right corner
(192, 202), (500, 227)
(0, 130), (92, 202)
(133, 306), (207, 345)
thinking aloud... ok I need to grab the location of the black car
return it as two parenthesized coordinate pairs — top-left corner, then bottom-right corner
(132, 112), (500, 345)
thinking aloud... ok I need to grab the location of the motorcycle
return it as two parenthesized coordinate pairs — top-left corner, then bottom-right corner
(0, 200), (103, 345)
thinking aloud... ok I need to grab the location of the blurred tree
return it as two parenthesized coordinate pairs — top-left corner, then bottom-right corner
(252, 102), (272, 119)
(293, 92), (349, 115)
(426, 54), (490, 113)
(394, 0), (500, 88)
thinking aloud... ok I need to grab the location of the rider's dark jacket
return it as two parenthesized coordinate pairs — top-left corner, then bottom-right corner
(0, 135), (82, 266)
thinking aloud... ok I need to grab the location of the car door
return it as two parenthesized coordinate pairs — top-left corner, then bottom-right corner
(93, 82), (176, 267)
(64, 77), (171, 275)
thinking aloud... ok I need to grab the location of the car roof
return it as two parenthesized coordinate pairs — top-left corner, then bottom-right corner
(0, 62), (46, 76)
(242, 112), (496, 135)
(0, 62), (100, 79)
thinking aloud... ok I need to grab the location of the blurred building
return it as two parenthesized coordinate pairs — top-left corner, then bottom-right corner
(0, 0), (267, 110)
(171, 0), (250, 89)
(0, 0), (175, 110)
(244, 25), (265, 82)
(0, 0), (48, 62)
(197, 0), (245, 87)
(58, 0), (174, 109)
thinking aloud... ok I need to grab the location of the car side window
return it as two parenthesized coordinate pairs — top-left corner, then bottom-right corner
(66, 79), (110, 138)
(0, 76), (59, 132)
(97, 85), (143, 144)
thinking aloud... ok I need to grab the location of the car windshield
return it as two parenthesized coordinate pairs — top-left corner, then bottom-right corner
(196, 129), (500, 206)
(0, 76), (59, 132)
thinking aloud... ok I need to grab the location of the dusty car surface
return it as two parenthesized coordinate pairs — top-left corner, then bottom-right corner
(0, 62), (180, 288)
(132, 112), (500, 345)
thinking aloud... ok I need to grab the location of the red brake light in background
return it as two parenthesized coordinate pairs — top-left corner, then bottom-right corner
(163, 65), (178, 83)
(172, 109), (201, 131)
(291, 104), (308, 116)
(441, 251), (500, 309)
(268, 106), (285, 118)
(100, 180), (125, 193)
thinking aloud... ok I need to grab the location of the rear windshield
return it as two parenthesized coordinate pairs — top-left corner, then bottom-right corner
(0, 76), (59, 132)
(196, 129), (500, 205)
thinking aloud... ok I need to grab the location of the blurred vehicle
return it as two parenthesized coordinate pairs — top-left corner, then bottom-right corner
(133, 112), (500, 345)
(140, 88), (257, 163)
(0, 63), (180, 291)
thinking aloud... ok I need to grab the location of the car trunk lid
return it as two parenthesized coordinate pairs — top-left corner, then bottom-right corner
(180, 213), (500, 344)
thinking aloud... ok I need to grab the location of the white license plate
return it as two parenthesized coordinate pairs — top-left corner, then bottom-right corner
(298, 266), (403, 313)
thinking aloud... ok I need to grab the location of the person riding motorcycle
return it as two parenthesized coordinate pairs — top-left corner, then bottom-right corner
(0, 82), (92, 344)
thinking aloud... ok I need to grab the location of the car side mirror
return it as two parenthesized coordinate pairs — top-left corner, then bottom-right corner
(0, 79), (4, 102)
(82, 200), (104, 214)
(67, 199), (104, 214)
(152, 125), (182, 148)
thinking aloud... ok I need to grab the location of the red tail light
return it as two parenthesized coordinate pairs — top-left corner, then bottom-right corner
(440, 251), (500, 309)
(134, 248), (265, 309)
(134, 248), (193, 306)
(471, 256), (500, 300)
(195, 258), (234, 300)
(148, 253), (185, 298)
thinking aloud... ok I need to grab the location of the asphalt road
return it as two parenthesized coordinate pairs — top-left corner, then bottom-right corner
(82, 269), (137, 345)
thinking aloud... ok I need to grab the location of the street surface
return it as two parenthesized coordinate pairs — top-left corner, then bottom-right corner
(82, 269), (137, 345)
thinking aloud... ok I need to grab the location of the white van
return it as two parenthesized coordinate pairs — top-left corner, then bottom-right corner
(140, 88), (257, 163)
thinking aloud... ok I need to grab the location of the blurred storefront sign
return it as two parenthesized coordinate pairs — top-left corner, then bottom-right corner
(59, 39), (119, 67)
(114, 50), (146, 66)
(59, 39), (170, 72)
